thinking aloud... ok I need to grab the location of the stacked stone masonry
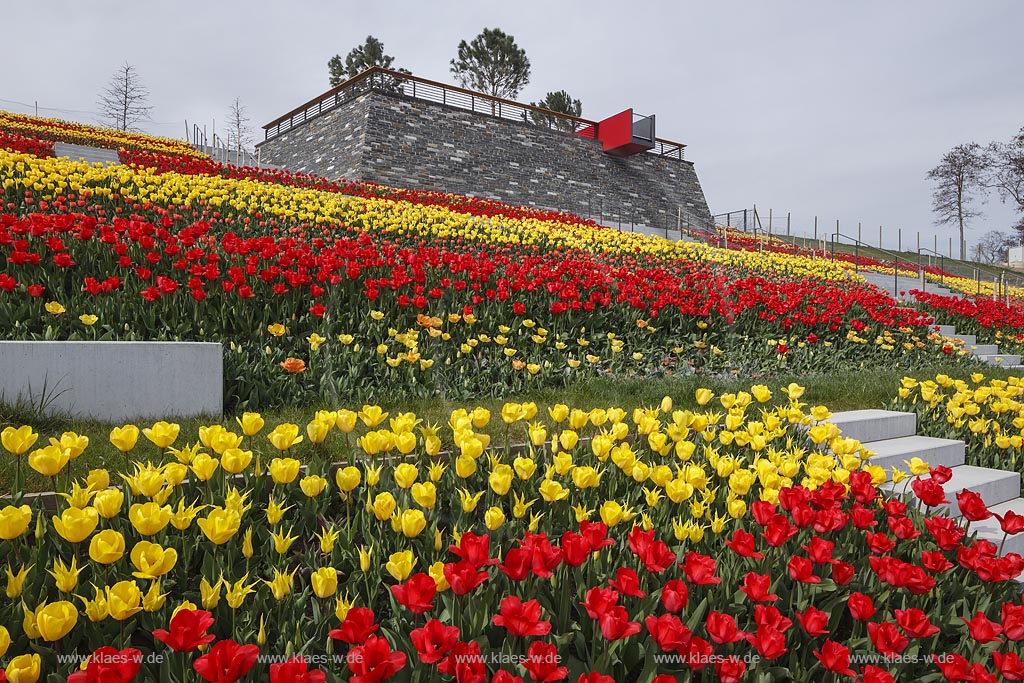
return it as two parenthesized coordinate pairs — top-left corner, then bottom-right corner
(257, 89), (713, 234)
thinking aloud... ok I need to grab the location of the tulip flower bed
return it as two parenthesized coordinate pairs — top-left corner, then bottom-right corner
(893, 372), (1024, 477)
(0, 145), (980, 409)
(0, 111), (204, 159)
(1, 387), (1024, 683)
(914, 292), (1024, 355)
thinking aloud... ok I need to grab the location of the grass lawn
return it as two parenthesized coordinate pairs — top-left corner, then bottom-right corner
(2, 361), (1014, 493)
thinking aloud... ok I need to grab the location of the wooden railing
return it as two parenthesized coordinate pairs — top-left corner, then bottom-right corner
(262, 67), (687, 160)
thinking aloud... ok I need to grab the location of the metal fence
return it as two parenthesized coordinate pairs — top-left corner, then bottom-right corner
(262, 68), (687, 161)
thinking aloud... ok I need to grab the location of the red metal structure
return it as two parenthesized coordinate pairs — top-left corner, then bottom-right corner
(576, 109), (656, 156)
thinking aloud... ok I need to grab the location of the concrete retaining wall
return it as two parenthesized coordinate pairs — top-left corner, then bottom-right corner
(0, 341), (222, 422)
(257, 89), (713, 234)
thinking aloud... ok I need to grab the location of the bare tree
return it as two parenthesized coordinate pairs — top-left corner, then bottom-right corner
(976, 230), (1016, 265)
(927, 143), (989, 261)
(986, 128), (1024, 218)
(97, 62), (152, 131)
(225, 97), (253, 160)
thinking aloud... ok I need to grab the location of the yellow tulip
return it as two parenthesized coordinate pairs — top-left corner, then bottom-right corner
(306, 419), (332, 444)
(558, 430), (579, 451)
(86, 469), (110, 491)
(359, 545), (372, 572)
(130, 541), (178, 579)
(396, 509), (427, 538)
(88, 529), (125, 564)
(92, 488), (124, 519)
(267, 323), (286, 337)
(190, 453), (220, 481)
(271, 527), (298, 554)
(267, 424), (303, 451)
(311, 567), (338, 598)
(81, 586), (108, 622)
(300, 474), (328, 497)
(429, 561), (450, 591)
(225, 575), (257, 609)
(6, 564), (30, 599)
(128, 502), (172, 536)
(106, 580), (143, 621)
(197, 507), (241, 544)
(28, 444), (70, 476)
(52, 506), (98, 543)
(221, 448), (253, 474)
(548, 404), (569, 422)
(489, 464), (514, 495)
(335, 466), (361, 493)
(268, 457), (301, 484)
(335, 410), (358, 432)
(358, 405), (388, 428)
(236, 412), (265, 436)
(143, 579), (168, 612)
(5, 653), (41, 683)
(170, 499), (204, 531)
(386, 550), (416, 581)
(35, 600), (78, 641)
(393, 463), (419, 489)
(0, 624), (8, 659)
(0, 505), (31, 540)
(539, 479), (569, 502)
(370, 492), (397, 521)
(599, 500), (626, 526)
(484, 506), (505, 530)
(200, 577), (222, 609)
(142, 421), (180, 448)
(411, 482), (437, 508)
(109, 425), (139, 453)
(751, 385), (773, 403)
(47, 557), (82, 593)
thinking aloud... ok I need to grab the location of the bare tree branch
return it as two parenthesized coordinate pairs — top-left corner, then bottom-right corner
(96, 62), (152, 131)
(927, 142), (989, 260)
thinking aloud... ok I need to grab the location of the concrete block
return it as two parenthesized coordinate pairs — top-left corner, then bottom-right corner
(826, 409), (916, 443)
(978, 354), (1022, 366)
(969, 344), (998, 355)
(970, 498), (1024, 557)
(863, 435), (965, 472)
(0, 341), (222, 422)
(883, 465), (1021, 515)
(934, 325), (956, 336)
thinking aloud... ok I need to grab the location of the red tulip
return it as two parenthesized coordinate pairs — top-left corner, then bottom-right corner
(522, 641), (568, 682)
(347, 635), (407, 683)
(812, 639), (855, 676)
(269, 656), (326, 683)
(746, 625), (787, 660)
(865, 532), (896, 554)
(581, 586), (619, 619)
(724, 529), (763, 558)
(68, 647), (143, 683)
(1003, 602), (1024, 640)
(868, 622), (909, 658)
(449, 531), (499, 569)
(957, 489), (992, 521)
(443, 560), (489, 596)
(681, 552), (720, 585)
(848, 592), (877, 620)
(997, 510), (1024, 535)
(328, 606), (379, 644)
(560, 531), (590, 567)
(492, 596), (551, 637)
(704, 611), (745, 645)
(660, 579), (688, 612)
(933, 653), (972, 682)
(911, 477), (949, 507)
(714, 655), (746, 683)
(492, 671), (526, 683)
(921, 550), (954, 573)
(894, 608), (940, 638)
(599, 605), (641, 640)
(608, 567), (646, 597)
(644, 614), (691, 652)
(390, 573), (437, 614)
(961, 612), (1002, 643)
(152, 609), (216, 652)
(753, 604), (792, 632)
(831, 560), (855, 585)
(410, 619), (460, 664)
(802, 536), (834, 564)
(193, 640), (259, 683)
(577, 674), (614, 683)
(860, 664), (895, 683)
(787, 555), (820, 583)
(993, 651), (1024, 681)
(795, 606), (830, 636)
(739, 572), (777, 602)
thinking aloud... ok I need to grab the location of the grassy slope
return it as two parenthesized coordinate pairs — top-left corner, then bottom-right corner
(3, 362), (1015, 493)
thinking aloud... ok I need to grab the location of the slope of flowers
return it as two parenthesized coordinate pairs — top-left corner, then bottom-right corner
(913, 291), (1024, 356)
(1, 386), (1023, 682)
(0, 110), (204, 158)
(892, 372), (1024, 475)
(0, 149), (975, 408)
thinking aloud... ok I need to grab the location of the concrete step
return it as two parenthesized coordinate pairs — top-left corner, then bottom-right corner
(863, 435), (965, 473)
(935, 325), (957, 336)
(884, 465), (1021, 516)
(950, 334), (977, 346)
(53, 142), (120, 166)
(977, 354), (1022, 366)
(968, 344), (999, 355)
(969, 498), (1024, 558)
(826, 409), (916, 442)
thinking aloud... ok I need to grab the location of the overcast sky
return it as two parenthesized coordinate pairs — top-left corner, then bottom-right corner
(3, 1), (1021, 253)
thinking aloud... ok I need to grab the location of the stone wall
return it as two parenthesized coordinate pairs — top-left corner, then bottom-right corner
(258, 89), (712, 232)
